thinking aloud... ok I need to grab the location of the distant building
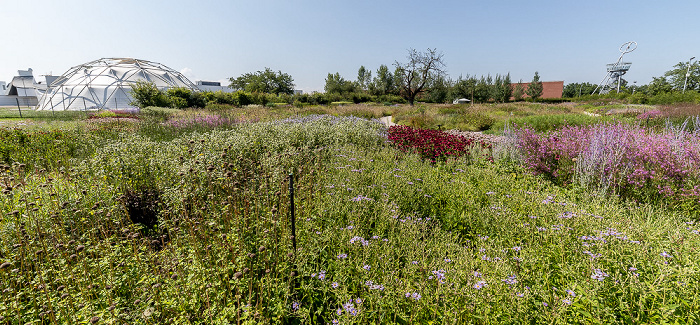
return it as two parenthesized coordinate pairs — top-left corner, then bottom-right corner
(196, 80), (235, 93)
(0, 68), (56, 107)
(510, 81), (564, 99)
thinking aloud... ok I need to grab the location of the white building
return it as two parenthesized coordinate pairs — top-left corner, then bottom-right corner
(0, 68), (53, 107)
(195, 80), (235, 93)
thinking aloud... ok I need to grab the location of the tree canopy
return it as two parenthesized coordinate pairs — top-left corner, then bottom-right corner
(526, 71), (543, 101)
(394, 48), (446, 106)
(664, 61), (700, 91)
(324, 72), (356, 94)
(229, 68), (295, 95)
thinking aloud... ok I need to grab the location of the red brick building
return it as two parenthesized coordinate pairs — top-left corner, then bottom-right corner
(511, 81), (564, 99)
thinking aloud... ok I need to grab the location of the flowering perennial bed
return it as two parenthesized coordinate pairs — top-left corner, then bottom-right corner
(388, 125), (491, 162)
(516, 123), (700, 208)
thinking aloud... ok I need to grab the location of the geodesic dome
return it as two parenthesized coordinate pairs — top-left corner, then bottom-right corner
(36, 58), (198, 111)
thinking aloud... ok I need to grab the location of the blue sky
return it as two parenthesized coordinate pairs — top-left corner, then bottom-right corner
(1, 0), (698, 92)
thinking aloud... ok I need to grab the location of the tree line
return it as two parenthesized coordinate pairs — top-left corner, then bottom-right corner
(228, 48), (545, 106)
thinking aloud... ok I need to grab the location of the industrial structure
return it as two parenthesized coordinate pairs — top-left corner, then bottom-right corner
(593, 41), (637, 94)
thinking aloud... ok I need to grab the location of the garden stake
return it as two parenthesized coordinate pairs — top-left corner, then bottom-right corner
(15, 98), (22, 118)
(289, 172), (296, 252)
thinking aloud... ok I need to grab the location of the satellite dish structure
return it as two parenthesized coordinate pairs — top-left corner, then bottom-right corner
(593, 41), (637, 94)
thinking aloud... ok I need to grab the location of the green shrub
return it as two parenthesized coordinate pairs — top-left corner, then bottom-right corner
(141, 106), (180, 119)
(129, 81), (170, 108)
(488, 113), (619, 133)
(95, 110), (117, 118)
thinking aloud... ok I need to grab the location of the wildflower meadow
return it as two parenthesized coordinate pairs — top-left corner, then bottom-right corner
(1, 105), (700, 324)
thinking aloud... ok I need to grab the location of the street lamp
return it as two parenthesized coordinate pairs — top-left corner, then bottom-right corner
(683, 56), (695, 93)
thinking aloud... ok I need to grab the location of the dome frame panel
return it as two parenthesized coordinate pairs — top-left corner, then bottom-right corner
(36, 58), (198, 111)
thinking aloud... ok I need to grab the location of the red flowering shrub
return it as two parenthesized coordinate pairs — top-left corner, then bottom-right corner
(387, 125), (491, 163)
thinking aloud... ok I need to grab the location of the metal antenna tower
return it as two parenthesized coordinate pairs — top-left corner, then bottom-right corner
(593, 41), (637, 94)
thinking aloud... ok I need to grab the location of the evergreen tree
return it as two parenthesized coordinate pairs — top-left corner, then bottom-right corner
(526, 71), (543, 101)
(370, 65), (395, 96)
(513, 80), (525, 101)
(356, 66), (372, 92)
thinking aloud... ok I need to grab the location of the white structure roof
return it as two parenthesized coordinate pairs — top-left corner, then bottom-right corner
(36, 58), (198, 111)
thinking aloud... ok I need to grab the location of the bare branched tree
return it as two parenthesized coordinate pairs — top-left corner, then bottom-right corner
(394, 48), (446, 106)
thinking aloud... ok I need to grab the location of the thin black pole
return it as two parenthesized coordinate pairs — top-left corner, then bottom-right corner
(289, 172), (296, 252)
(15, 98), (22, 118)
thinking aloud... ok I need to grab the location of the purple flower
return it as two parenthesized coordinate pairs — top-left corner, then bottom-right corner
(591, 269), (608, 281)
(332, 282), (339, 288)
(473, 281), (488, 289)
(350, 195), (373, 202)
(337, 253), (348, 259)
(566, 289), (576, 297)
(291, 301), (300, 311)
(502, 275), (517, 285)
(660, 251), (673, 258)
(362, 265), (370, 271)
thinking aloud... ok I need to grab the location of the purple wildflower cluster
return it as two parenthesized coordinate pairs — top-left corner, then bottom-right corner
(591, 268), (609, 281)
(350, 195), (373, 202)
(515, 123), (700, 204)
(473, 280), (488, 290)
(502, 275), (518, 285)
(365, 280), (385, 290)
(405, 292), (422, 301)
(636, 110), (663, 120)
(310, 270), (327, 281)
(349, 236), (370, 246)
(163, 114), (238, 129)
(339, 298), (362, 317)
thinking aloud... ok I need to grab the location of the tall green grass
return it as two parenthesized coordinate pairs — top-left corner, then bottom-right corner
(1, 114), (700, 323)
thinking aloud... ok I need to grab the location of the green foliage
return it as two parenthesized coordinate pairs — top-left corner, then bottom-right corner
(356, 65), (372, 92)
(325, 72), (357, 95)
(129, 81), (170, 108)
(423, 74), (450, 103)
(140, 106), (180, 120)
(513, 81), (525, 101)
(394, 48), (446, 106)
(646, 76), (674, 95)
(526, 71), (544, 101)
(448, 75), (476, 102)
(369, 64), (397, 96)
(95, 110), (117, 118)
(491, 113), (618, 133)
(563, 82), (598, 98)
(5, 111), (700, 323)
(664, 60), (700, 91)
(229, 67), (296, 95)
(166, 87), (206, 109)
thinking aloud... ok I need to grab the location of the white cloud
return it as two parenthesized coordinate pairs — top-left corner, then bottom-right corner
(180, 67), (196, 80)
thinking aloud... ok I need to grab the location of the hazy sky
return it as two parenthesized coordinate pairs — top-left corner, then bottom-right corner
(1, 0), (698, 92)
